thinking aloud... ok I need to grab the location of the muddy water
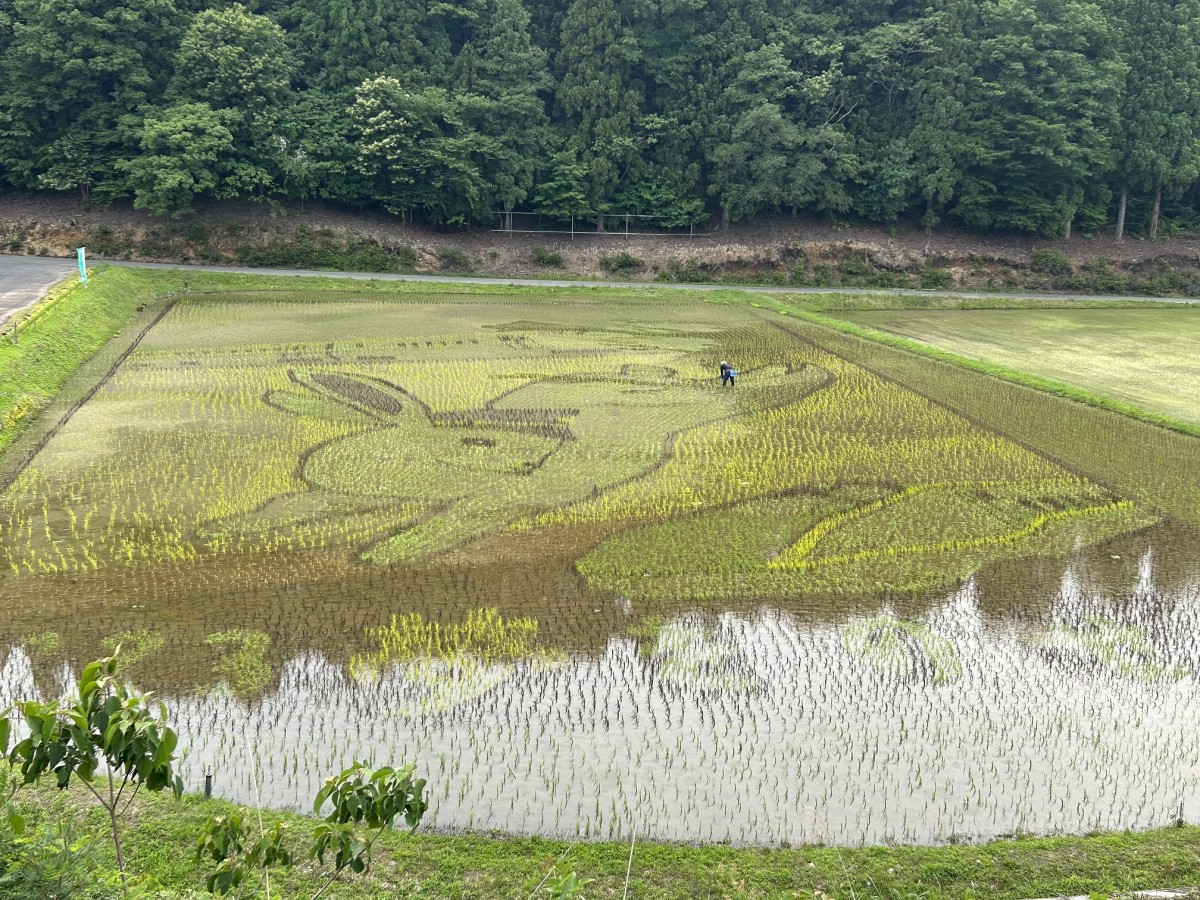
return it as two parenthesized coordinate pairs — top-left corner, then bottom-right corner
(2, 521), (1198, 846)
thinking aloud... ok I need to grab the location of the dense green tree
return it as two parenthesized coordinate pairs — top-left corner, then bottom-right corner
(532, 148), (589, 224)
(427, 0), (487, 61)
(168, 5), (298, 202)
(3, 0), (1200, 234)
(0, 0), (12, 54)
(349, 77), (488, 225)
(119, 102), (235, 215)
(171, 4), (295, 112)
(471, 0), (553, 228)
(34, 133), (100, 202)
(289, 0), (441, 90)
(0, 0), (182, 195)
(708, 36), (855, 227)
(952, 0), (1124, 236)
(1110, 0), (1200, 240)
(476, 0), (552, 102)
(844, 15), (936, 222)
(902, 0), (985, 232)
(615, 114), (705, 226)
(274, 90), (369, 206)
(851, 139), (915, 223)
(708, 77), (804, 225)
(556, 0), (643, 229)
(623, 0), (732, 223)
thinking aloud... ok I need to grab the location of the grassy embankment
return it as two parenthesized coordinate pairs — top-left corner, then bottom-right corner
(0, 270), (99, 453)
(10, 781), (1200, 899)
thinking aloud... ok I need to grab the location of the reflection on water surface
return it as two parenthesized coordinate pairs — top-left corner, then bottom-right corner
(3, 523), (1198, 846)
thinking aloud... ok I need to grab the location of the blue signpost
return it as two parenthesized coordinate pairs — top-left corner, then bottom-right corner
(77, 246), (87, 286)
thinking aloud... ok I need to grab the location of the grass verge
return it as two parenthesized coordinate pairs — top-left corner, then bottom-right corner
(0, 270), (116, 454)
(10, 782), (1200, 899)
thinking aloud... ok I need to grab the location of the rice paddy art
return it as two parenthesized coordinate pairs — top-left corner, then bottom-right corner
(2, 286), (1199, 846)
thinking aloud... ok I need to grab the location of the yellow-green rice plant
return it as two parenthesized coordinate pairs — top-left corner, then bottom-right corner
(643, 619), (761, 694)
(1029, 618), (1188, 682)
(842, 614), (963, 685)
(348, 608), (566, 716)
(101, 627), (165, 666)
(206, 629), (273, 698)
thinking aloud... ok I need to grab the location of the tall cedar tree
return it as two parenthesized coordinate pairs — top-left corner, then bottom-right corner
(471, 0), (553, 229)
(1111, 0), (1200, 240)
(953, 0), (1124, 237)
(556, 0), (643, 229)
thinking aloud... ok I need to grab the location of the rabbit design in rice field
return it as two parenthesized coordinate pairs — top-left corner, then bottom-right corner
(252, 363), (828, 563)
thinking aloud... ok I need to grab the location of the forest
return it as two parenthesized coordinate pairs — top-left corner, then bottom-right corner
(0, 0), (1197, 238)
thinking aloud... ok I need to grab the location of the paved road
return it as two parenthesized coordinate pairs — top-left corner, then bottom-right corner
(0, 255), (73, 323)
(3, 253), (1200, 305)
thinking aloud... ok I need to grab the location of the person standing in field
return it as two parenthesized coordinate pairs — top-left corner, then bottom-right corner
(719, 360), (737, 387)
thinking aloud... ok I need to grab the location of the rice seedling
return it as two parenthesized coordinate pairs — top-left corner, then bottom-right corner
(101, 627), (165, 666)
(348, 608), (567, 717)
(206, 629), (273, 697)
(842, 613), (963, 685)
(640, 617), (762, 693)
(1028, 615), (1189, 682)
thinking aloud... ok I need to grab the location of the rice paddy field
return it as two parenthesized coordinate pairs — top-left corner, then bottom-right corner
(2, 277), (1200, 848)
(840, 307), (1200, 427)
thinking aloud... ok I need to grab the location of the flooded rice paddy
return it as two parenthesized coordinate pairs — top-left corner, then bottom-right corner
(2, 290), (1199, 846)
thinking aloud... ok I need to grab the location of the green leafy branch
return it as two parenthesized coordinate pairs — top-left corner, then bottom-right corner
(1, 649), (183, 894)
(197, 760), (428, 900)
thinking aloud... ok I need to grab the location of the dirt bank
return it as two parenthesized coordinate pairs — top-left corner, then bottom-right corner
(4, 193), (1200, 295)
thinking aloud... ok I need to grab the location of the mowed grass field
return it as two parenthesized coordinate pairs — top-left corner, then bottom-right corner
(840, 308), (1200, 426)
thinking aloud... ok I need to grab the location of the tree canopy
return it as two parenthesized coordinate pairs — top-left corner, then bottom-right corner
(2, 0), (1198, 237)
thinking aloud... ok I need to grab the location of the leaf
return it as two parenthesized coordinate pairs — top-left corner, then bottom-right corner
(153, 727), (178, 768)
